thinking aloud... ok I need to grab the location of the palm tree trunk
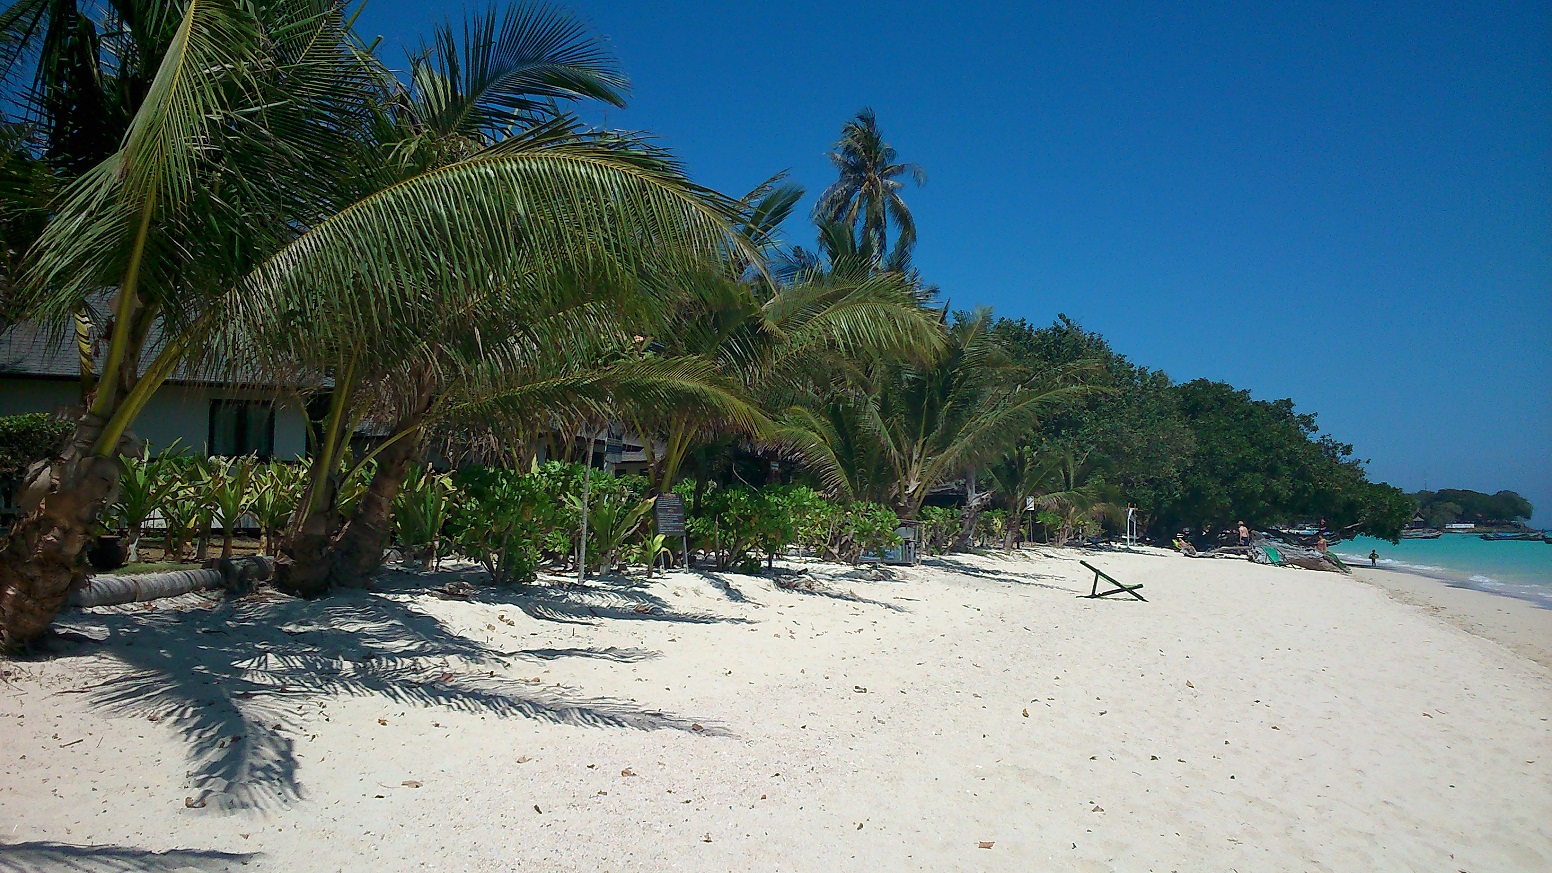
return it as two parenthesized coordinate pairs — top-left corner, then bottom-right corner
(954, 466), (979, 550)
(328, 424), (423, 589)
(277, 501), (335, 597)
(0, 415), (118, 653)
(275, 371), (355, 597)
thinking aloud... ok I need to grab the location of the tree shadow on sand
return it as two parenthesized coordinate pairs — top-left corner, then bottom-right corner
(49, 582), (730, 814)
(387, 568), (747, 626)
(0, 840), (255, 872)
(920, 556), (1076, 593)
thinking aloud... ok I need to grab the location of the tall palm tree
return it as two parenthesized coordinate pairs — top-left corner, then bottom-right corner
(812, 108), (925, 272)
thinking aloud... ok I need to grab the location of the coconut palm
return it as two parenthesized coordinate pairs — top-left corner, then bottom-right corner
(812, 108), (925, 272)
(1033, 452), (1126, 546)
(988, 443), (1066, 549)
(0, 0), (756, 648)
(785, 309), (1089, 526)
(254, 0), (763, 594)
(0, 0), (172, 174)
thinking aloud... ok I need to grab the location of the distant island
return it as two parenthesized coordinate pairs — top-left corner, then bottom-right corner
(1411, 489), (1536, 530)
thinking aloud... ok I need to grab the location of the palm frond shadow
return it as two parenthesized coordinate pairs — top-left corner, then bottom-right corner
(52, 587), (724, 813)
(400, 571), (751, 626)
(683, 570), (753, 603)
(0, 840), (256, 873)
(770, 573), (907, 612)
(919, 556), (1075, 593)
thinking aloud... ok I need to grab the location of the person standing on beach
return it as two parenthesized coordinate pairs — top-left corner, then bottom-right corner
(1237, 521), (1251, 546)
(1368, 550), (1379, 566)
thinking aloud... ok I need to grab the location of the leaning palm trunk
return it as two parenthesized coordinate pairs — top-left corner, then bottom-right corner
(328, 423), (423, 589)
(0, 415), (120, 651)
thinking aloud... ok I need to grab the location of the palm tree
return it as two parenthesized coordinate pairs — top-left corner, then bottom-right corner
(639, 261), (946, 496)
(812, 108), (925, 272)
(0, 0), (171, 175)
(0, 0), (382, 651)
(787, 310), (1088, 527)
(0, 1), (758, 647)
(247, 6), (760, 595)
(1033, 452), (1125, 546)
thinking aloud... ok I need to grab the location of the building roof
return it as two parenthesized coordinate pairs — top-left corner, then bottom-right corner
(0, 319), (93, 379)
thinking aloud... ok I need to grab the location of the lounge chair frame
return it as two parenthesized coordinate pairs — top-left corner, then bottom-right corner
(1079, 560), (1147, 602)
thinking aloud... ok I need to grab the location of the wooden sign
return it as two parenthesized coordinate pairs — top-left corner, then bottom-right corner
(654, 493), (686, 536)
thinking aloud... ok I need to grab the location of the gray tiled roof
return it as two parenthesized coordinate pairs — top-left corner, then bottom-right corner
(0, 319), (86, 378)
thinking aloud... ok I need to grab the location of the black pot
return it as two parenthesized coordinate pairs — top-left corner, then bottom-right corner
(87, 535), (129, 571)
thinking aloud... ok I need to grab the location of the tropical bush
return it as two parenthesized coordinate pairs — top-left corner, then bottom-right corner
(0, 413), (71, 482)
(251, 462), (306, 556)
(111, 451), (181, 563)
(916, 505), (958, 555)
(446, 468), (559, 585)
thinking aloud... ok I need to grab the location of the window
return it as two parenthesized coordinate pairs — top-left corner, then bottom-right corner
(209, 400), (275, 458)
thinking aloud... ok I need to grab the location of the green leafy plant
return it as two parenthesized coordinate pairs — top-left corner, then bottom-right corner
(975, 509), (1008, 548)
(112, 444), (184, 563)
(635, 533), (674, 575)
(447, 469), (553, 585)
(0, 413), (72, 482)
(915, 505), (957, 555)
(393, 464), (455, 571)
(849, 502), (902, 561)
(251, 462), (304, 556)
(208, 457), (257, 559)
(567, 492), (655, 573)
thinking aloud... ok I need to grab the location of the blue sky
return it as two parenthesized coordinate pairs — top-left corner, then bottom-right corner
(361, 0), (1552, 520)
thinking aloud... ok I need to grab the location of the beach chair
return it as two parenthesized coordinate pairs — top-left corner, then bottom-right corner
(1079, 560), (1146, 602)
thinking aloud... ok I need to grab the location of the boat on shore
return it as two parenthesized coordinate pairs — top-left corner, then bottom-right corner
(1400, 528), (1442, 540)
(1480, 531), (1542, 542)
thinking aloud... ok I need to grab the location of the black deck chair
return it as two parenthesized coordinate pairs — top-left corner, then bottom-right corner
(1079, 560), (1147, 602)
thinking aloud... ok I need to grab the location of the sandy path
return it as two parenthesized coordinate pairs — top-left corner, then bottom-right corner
(2, 549), (1549, 871)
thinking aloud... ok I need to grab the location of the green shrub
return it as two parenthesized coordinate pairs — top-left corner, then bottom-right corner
(447, 468), (552, 585)
(849, 502), (902, 559)
(0, 412), (71, 481)
(916, 505), (958, 554)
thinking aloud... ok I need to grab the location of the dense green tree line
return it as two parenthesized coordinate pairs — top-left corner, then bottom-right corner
(1413, 490), (1534, 527)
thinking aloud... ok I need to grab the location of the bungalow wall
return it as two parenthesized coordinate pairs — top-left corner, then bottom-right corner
(0, 376), (309, 459)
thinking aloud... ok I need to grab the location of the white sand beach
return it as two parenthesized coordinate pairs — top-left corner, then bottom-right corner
(2, 548), (1549, 872)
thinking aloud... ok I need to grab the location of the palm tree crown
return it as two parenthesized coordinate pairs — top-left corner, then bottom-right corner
(812, 108), (925, 272)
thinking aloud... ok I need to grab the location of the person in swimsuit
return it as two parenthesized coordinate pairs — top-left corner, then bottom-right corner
(1237, 521), (1250, 546)
(1368, 550), (1379, 566)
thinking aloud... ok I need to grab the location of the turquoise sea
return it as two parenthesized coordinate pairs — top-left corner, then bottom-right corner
(1335, 534), (1552, 610)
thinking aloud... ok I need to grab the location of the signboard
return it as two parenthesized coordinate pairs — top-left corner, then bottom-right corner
(654, 493), (687, 536)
